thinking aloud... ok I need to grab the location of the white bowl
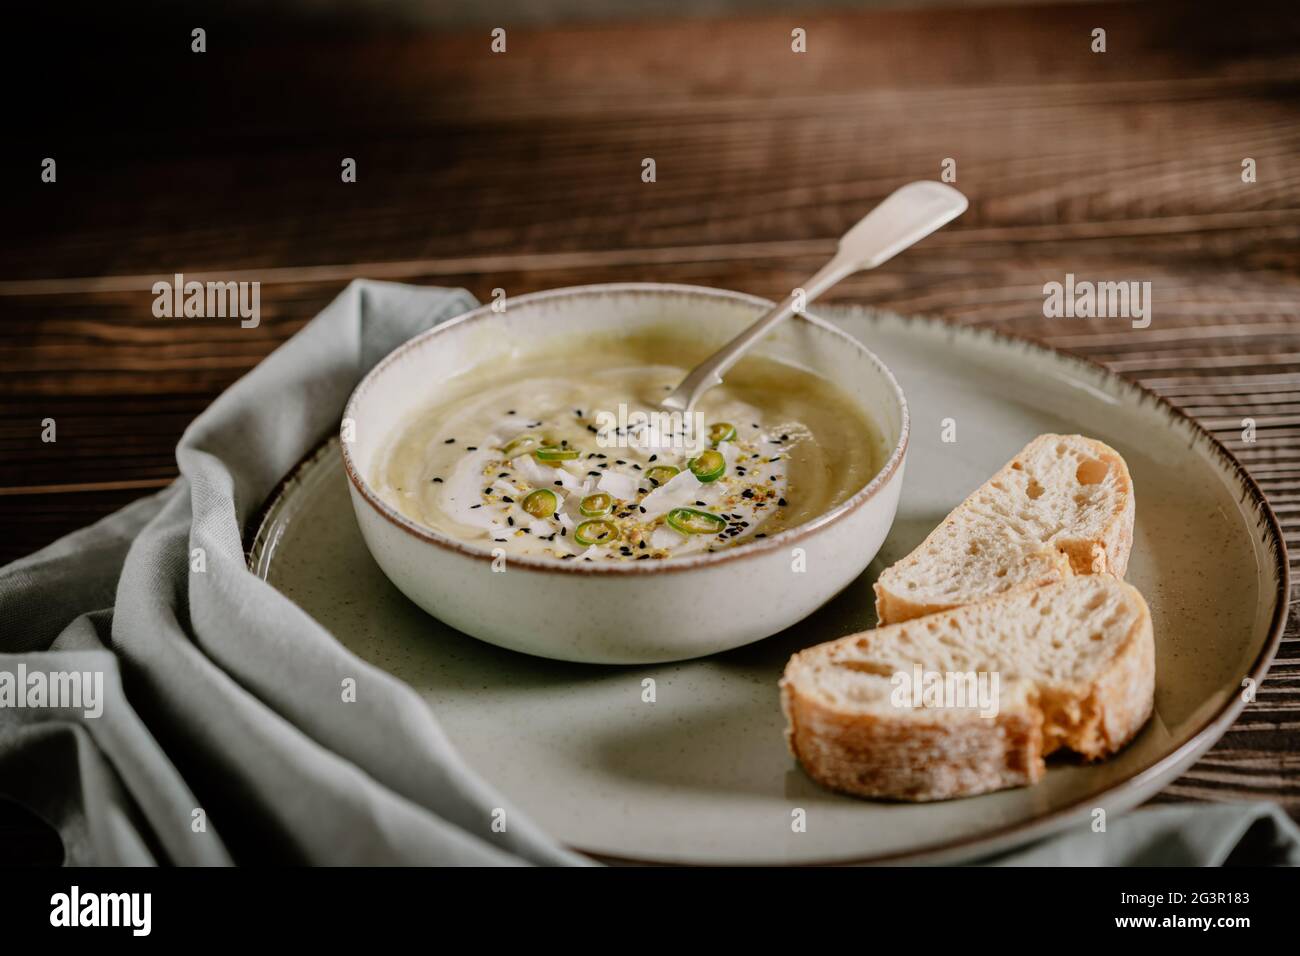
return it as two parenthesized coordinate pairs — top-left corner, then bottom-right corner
(341, 283), (909, 664)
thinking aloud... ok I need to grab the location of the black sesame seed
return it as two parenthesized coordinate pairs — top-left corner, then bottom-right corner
(498, 472), (509, 478)
(561, 528), (567, 536)
(470, 504), (482, 509)
(467, 446), (478, 451)
(431, 477), (444, 483)
(778, 497), (788, 506)
(632, 463), (642, 471)
(507, 516), (515, 526)
(444, 438), (456, 444)
(484, 487), (494, 494)
(695, 500), (706, 506)
(502, 496), (515, 503)
(554, 480), (563, 487)
(587, 470), (601, 477)
(616, 459), (627, 465)
(637, 554), (650, 560)
(648, 454), (658, 462)
(756, 533), (767, 538)
(742, 489), (755, 499)
(638, 506), (647, 514)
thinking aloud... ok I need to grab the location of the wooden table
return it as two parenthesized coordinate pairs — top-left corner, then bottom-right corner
(3, 1), (1298, 816)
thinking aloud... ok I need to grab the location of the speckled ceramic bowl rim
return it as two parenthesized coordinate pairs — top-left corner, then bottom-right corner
(339, 283), (911, 576)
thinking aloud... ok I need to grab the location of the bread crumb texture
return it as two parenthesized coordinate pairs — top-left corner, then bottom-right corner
(781, 576), (1154, 801)
(874, 434), (1134, 625)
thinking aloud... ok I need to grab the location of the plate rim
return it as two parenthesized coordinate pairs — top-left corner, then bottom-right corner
(246, 307), (1289, 866)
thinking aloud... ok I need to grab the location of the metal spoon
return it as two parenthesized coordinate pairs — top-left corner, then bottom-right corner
(660, 181), (968, 414)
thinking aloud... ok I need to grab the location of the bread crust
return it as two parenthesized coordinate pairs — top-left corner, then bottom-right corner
(1045, 588), (1155, 760)
(781, 580), (1155, 802)
(1054, 437), (1135, 579)
(873, 434), (1135, 625)
(780, 680), (1045, 801)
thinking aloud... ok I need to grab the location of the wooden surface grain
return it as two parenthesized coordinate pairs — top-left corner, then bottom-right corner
(3, 0), (1299, 816)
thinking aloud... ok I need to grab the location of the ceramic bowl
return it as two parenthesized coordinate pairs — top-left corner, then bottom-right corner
(340, 283), (909, 663)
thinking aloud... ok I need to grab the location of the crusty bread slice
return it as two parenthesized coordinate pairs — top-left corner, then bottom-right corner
(873, 434), (1134, 625)
(781, 576), (1154, 801)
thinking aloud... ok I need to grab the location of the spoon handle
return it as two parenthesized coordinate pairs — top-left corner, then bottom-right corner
(660, 181), (967, 414)
(660, 257), (847, 413)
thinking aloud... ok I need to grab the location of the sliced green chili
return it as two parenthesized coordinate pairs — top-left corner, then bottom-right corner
(533, 445), (579, 463)
(521, 488), (558, 518)
(645, 465), (680, 487)
(666, 507), (727, 535)
(688, 449), (725, 483)
(574, 518), (619, 546)
(501, 433), (542, 457)
(707, 422), (737, 445)
(579, 492), (613, 517)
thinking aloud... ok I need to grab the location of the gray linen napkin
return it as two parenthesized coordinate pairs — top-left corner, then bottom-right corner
(987, 802), (1300, 866)
(0, 280), (1293, 866)
(0, 280), (583, 865)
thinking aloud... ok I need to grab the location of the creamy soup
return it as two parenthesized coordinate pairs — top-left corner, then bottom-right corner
(373, 336), (886, 563)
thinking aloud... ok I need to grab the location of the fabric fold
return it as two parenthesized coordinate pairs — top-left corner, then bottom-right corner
(1, 280), (581, 865)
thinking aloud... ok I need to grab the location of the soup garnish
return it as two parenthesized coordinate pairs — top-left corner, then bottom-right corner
(687, 449), (726, 483)
(666, 507), (727, 535)
(645, 465), (680, 486)
(574, 518), (620, 546)
(579, 492), (614, 517)
(373, 347), (884, 564)
(708, 422), (737, 445)
(534, 446), (578, 463)
(521, 488), (559, 518)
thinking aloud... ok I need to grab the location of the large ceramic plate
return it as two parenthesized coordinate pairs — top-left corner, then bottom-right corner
(248, 309), (1286, 865)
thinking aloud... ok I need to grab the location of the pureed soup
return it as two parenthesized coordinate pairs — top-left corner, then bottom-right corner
(372, 332), (887, 564)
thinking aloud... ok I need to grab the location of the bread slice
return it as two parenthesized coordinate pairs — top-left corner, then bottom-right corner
(873, 434), (1134, 625)
(781, 576), (1154, 801)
